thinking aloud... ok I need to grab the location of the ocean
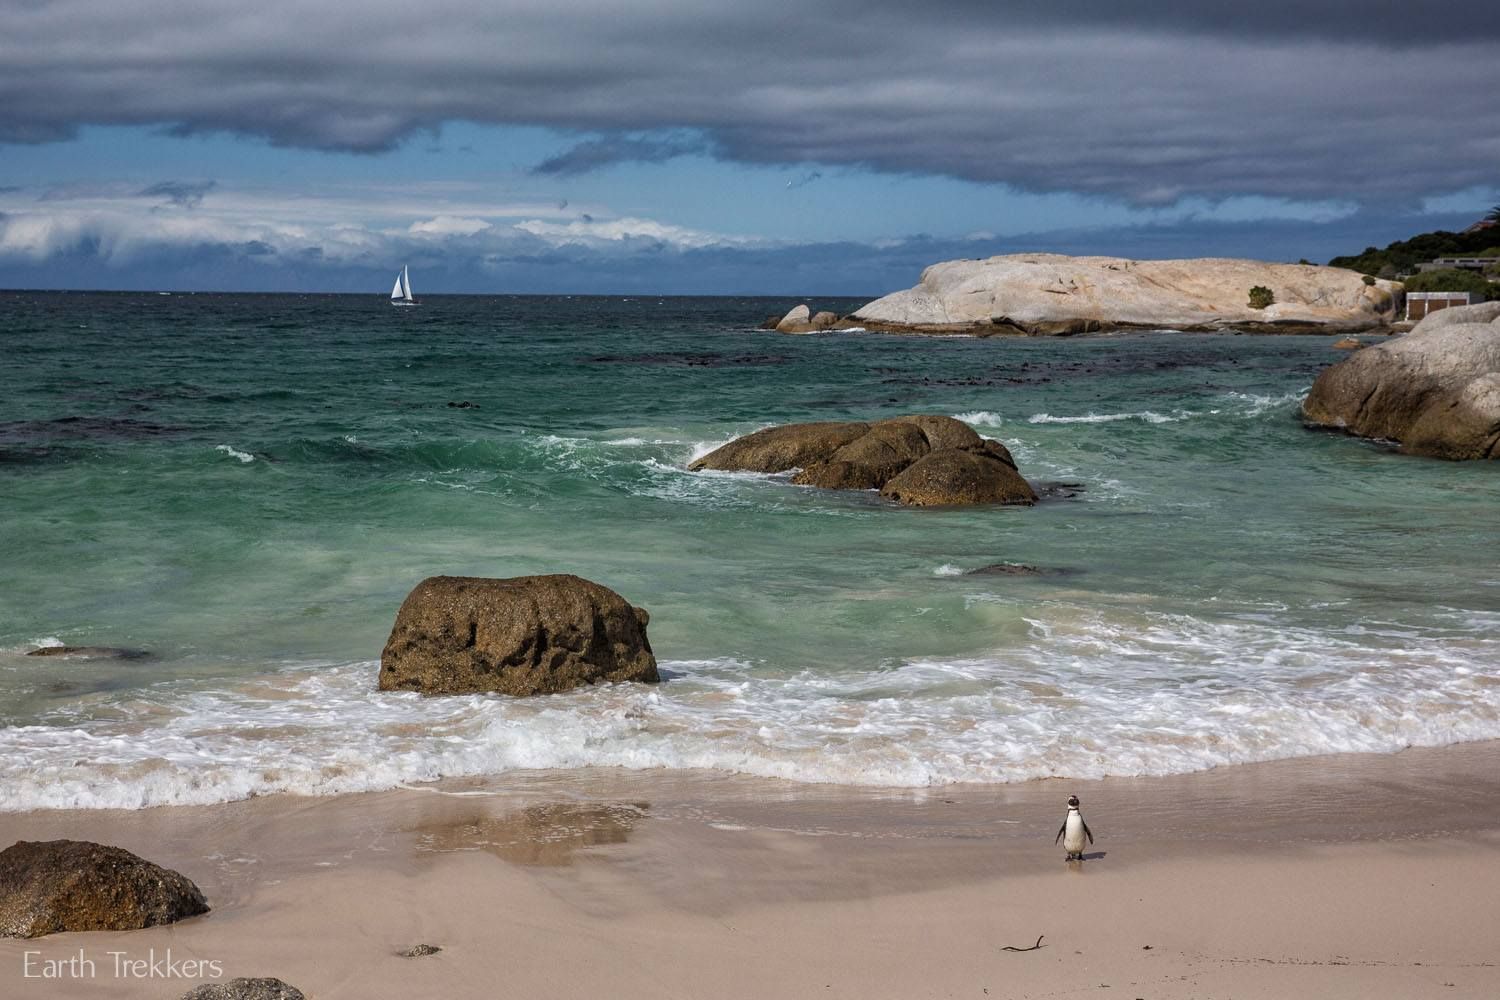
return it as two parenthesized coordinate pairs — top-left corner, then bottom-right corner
(2, 291), (1497, 810)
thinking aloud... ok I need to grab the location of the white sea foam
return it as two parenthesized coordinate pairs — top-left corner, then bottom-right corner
(3, 603), (1498, 811)
(987, 391), (1306, 430)
(1027, 410), (1192, 425)
(932, 564), (966, 577)
(215, 444), (255, 463)
(1219, 390), (1306, 416)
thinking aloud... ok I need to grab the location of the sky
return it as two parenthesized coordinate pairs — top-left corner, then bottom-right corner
(1, 1), (1497, 295)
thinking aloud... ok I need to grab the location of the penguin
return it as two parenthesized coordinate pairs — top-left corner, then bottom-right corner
(1055, 794), (1093, 861)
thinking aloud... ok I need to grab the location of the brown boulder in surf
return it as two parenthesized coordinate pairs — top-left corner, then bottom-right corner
(688, 420), (869, 473)
(378, 575), (658, 697)
(690, 414), (1033, 506)
(880, 446), (1037, 506)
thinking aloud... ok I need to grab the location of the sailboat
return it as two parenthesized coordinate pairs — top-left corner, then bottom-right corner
(389, 265), (418, 306)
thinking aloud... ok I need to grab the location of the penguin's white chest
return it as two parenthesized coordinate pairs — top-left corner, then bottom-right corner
(1063, 812), (1087, 853)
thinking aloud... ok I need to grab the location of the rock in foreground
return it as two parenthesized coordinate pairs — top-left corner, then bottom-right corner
(1302, 315), (1500, 460)
(379, 575), (659, 696)
(690, 415), (1036, 506)
(181, 979), (305, 1000)
(853, 254), (1401, 336)
(0, 840), (209, 938)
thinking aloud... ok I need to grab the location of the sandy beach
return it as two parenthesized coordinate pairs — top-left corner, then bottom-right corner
(4, 741), (1498, 999)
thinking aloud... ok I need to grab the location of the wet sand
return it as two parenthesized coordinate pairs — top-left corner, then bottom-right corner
(4, 742), (1499, 998)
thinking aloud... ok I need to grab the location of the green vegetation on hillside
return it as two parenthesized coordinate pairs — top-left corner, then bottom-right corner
(1328, 228), (1500, 278)
(1400, 268), (1494, 297)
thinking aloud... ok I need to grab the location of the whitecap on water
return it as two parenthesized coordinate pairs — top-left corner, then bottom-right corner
(954, 411), (1005, 428)
(215, 444), (255, 463)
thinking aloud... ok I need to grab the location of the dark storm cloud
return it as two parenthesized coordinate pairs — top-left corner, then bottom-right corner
(2, 2), (1497, 202)
(533, 134), (710, 175)
(139, 180), (216, 208)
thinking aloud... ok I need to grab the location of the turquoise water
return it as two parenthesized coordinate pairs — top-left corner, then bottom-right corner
(2, 291), (1497, 808)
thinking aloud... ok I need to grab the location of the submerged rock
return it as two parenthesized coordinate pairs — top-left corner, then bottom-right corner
(1303, 319), (1500, 460)
(378, 574), (658, 697)
(0, 840), (209, 938)
(964, 563), (1075, 577)
(852, 254), (1401, 336)
(691, 415), (1034, 506)
(1033, 480), (1086, 500)
(180, 979), (305, 1000)
(25, 645), (151, 660)
(1331, 336), (1364, 350)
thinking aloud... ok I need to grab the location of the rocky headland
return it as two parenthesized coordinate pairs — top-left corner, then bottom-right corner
(773, 254), (1401, 336)
(1302, 302), (1500, 460)
(689, 415), (1037, 506)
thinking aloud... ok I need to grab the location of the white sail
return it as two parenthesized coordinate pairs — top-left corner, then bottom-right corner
(390, 265), (417, 304)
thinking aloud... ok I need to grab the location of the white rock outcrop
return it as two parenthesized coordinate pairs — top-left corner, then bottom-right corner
(774, 304), (812, 333)
(853, 254), (1401, 335)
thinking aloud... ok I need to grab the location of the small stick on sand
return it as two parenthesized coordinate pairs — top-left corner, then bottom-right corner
(1001, 935), (1045, 953)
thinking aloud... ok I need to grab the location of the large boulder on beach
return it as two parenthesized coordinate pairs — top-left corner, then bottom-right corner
(1302, 320), (1500, 459)
(0, 840), (209, 938)
(181, 979), (306, 1000)
(378, 574), (658, 696)
(690, 415), (1032, 506)
(852, 254), (1402, 335)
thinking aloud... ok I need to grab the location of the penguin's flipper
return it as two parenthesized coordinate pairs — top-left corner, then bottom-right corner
(1055, 823), (1066, 845)
(1081, 818), (1093, 845)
